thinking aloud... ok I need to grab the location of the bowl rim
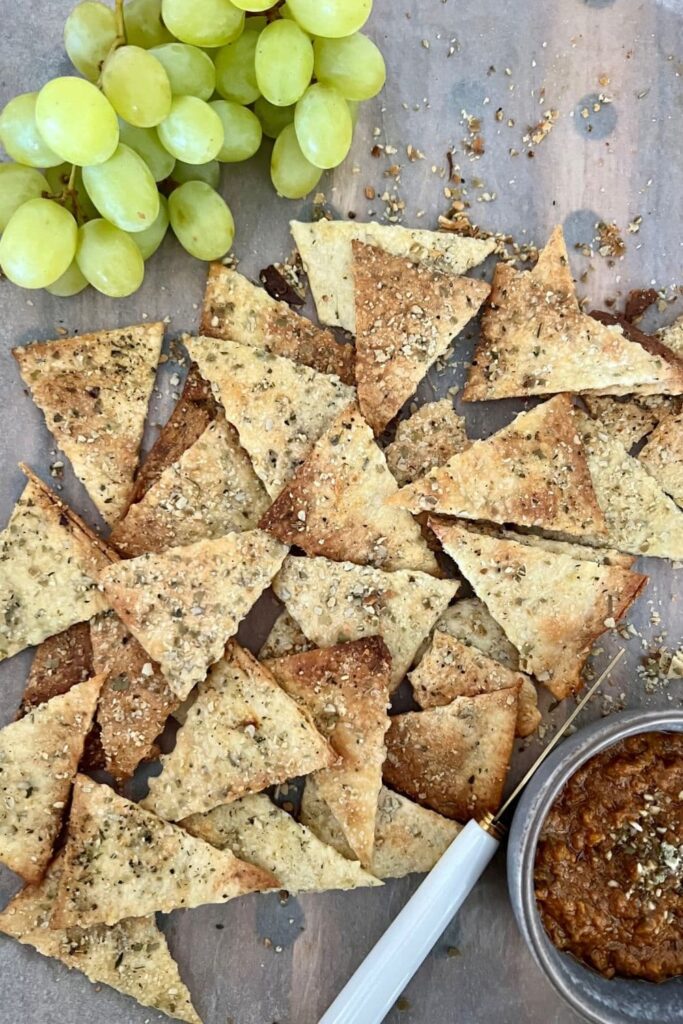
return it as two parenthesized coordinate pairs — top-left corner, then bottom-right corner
(507, 707), (683, 1024)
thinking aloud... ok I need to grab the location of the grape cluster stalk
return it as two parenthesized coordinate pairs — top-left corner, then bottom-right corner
(0, 0), (385, 298)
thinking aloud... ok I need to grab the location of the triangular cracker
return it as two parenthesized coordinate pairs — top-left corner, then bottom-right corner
(14, 324), (164, 525)
(291, 219), (496, 333)
(131, 365), (219, 504)
(0, 674), (103, 881)
(0, 474), (111, 662)
(638, 410), (683, 509)
(659, 314), (683, 357)
(260, 404), (438, 573)
(98, 531), (288, 700)
(301, 780), (461, 879)
(583, 394), (673, 450)
(383, 688), (520, 820)
(464, 226), (683, 400)
(430, 598), (520, 669)
(410, 631), (540, 738)
(200, 263), (355, 384)
(492, 525), (635, 567)
(353, 242), (490, 433)
(265, 638), (392, 868)
(273, 555), (459, 689)
(258, 609), (314, 660)
(577, 411), (683, 558)
(52, 776), (277, 928)
(182, 793), (380, 894)
(385, 399), (471, 487)
(20, 623), (104, 771)
(142, 643), (335, 821)
(20, 622), (94, 713)
(110, 417), (270, 557)
(0, 857), (201, 1024)
(391, 395), (605, 536)
(431, 520), (647, 699)
(90, 612), (177, 781)
(185, 336), (356, 498)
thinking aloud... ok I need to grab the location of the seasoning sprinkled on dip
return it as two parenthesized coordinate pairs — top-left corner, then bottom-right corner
(534, 731), (682, 982)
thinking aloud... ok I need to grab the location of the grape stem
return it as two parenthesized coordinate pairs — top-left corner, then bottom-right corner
(97, 0), (127, 85)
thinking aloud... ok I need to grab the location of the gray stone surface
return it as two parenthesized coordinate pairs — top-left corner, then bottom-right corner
(0, 1), (681, 1022)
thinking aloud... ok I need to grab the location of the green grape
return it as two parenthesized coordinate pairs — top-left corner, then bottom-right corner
(123, 0), (174, 47)
(271, 122), (322, 199)
(82, 143), (160, 232)
(0, 198), (77, 289)
(157, 96), (224, 164)
(253, 96), (294, 139)
(63, 1), (118, 82)
(0, 164), (49, 232)
(76, 218), (145, 296)
(171, 159), (220, 187)
(314, 33), (385, 100)
(46, 259), (89, 296)
(168, 180), (234, 260)
(150, 43), (216, 100)
(118, 122), (176, 181)
(294, 83), (352, 169)
(102, 46), (172, 127)
(245, 15), (267, 29)
(231, 0), (272, 9)
(255, 21), (313, 107)
(161, 0), (244, 47)
(44, 164), (99, 221)
(35, 77), (119, 166)
(0, 93), (62, 168)
(130, 194), (168, 258)
(210, 100), (262, 162)
(213, 29), (260, 104)
(286, 0), (372, 36)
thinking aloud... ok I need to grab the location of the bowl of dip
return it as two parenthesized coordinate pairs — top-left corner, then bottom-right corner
(507, 708), (682, 1024)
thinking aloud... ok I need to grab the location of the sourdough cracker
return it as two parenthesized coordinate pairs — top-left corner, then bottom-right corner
(131, 365), (218, 504)
(431, 520), (647, 699)
(52, 776), (278, 928)
(90, 611), (177, 780)
(185, 336), (356, 498)
(291, 219), (496, 333)
(410, 631), (540, 737)
(98, 531), (288, 700)
(260, 404), (438, 573)
(111, 417), (270, 557)
(464, 226), (683, 400)
(143, 644), (335, 821)
(583, 394), (674, 450)
(300, 781), (461, 879)
(0, 475), (110, 662)
(182, 793), (380, 894)
(391, 395), (605, 537)
(200, 263), (355, 384)
(0, 675), (103, 882)
(258, 609), (314, 660)
(353, 242), (490, 432)
(0, 857), (201, 1024)
(637, 410), (683, 509)
(273, 555), (459, 689)
(265, 638), (392, 868)
(14, 323), (163, 525)
(383, 688), (520, 821)
(385, 400), (471, 487)
(577, 410), (683, 559)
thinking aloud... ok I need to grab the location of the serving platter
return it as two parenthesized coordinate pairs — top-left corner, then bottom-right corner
(0, 0), (681, 1022)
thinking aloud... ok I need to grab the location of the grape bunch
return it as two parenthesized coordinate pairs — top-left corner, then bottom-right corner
(0, 0), (385, 299)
